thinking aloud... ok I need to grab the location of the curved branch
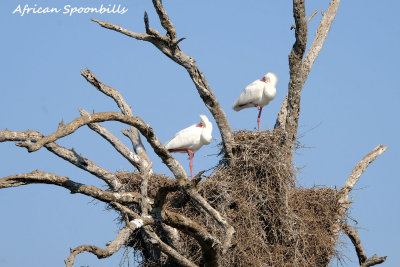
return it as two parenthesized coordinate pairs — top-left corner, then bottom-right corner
(0, 170), (141, 204)
(302, 0), (341, 76)
(340, 144), (388, 205)
(342, 223), (368, 264)
(0, 129), (121, 190)
(80, 68), (150, 171)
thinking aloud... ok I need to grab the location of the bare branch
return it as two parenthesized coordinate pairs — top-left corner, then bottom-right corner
(303, 0), (341, 76)
(80, 68), (150, 171)
(140, 162), (154, 216)
(65, 217), (152, 267)
(145, 229), (198, 267)
(110, 201), (142, 219)
(342, 223), (387, 267)
(340, 145), (388, 205)
(0, 170), (141, 204)
(160, 224), (183, 253)
(342, 224), (368, 264)
(274, 96), (288, 129)
(279, 0), (308, 155)
(90, 19), (152, 41)
(0, 129), (120, 190)
(290, 9), (319, 30)
(307, 9), (319, 23)
(361, 255), (387, 267)
(151, 0), (177, 40)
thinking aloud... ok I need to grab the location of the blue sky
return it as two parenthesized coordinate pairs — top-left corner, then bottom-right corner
(0, 0), (398, 266)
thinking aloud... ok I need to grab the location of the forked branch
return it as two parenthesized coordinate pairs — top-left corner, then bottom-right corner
(276, 0), (341, 156)
(342, 224), (387, 266)
(329, 145), (388, 265)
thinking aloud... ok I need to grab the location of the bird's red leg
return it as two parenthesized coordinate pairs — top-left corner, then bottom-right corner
(186, 149), (194, 180)
(257, 105), (263, 131)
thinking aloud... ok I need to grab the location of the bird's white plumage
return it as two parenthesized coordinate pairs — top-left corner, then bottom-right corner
(233, 72), (278, 111)
(165, 115), (212, 153)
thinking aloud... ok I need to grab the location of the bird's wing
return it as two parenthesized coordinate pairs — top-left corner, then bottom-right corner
(233, 80), (264, 111)
(165, 124), (202, 150)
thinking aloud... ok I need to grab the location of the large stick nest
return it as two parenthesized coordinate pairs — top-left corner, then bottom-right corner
(117, 129), (341, 266)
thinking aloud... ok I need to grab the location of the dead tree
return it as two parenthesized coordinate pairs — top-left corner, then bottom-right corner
(0, 1), (388, 266)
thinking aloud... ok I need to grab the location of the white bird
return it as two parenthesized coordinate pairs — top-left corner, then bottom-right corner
(232, 72), (278, 131)
(165, 115), (213, 180)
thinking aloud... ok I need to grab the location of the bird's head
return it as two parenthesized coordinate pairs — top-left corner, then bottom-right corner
(199, 115), (212, 143)
(263, 73), (278, 86)
(199, 115), (211, 129)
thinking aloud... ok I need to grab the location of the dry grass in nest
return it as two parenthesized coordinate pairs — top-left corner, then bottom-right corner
(114, 129), (342, 266)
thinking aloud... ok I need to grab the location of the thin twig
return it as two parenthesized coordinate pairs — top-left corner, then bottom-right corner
(291, 9), (319, 29)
